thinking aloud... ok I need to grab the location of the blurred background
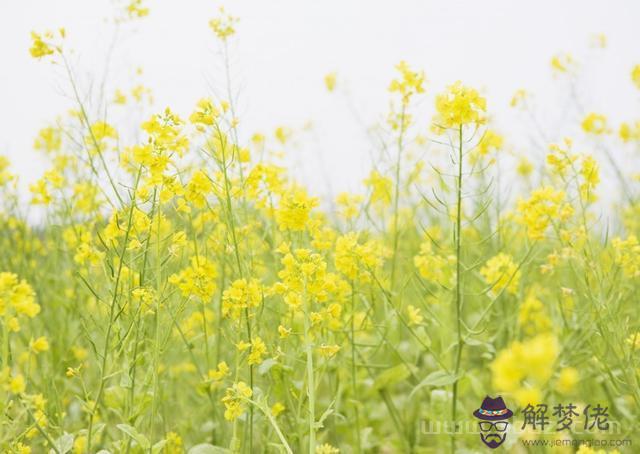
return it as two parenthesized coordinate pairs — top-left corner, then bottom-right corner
(1, 0), (639, 199)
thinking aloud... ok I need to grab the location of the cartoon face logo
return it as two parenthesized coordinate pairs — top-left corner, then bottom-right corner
(473, 396), (513, 449)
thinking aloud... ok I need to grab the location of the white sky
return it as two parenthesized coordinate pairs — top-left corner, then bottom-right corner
(1, 0), (639, 200)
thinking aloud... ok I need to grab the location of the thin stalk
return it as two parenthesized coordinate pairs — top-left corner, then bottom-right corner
(86, 167), (142, 452)
(390, 105), (406, 290)
(149, 188), (162, 448)
(302, 284), (316, 453)
(247, 398), (294, 454)
(350, 280), (361, 452)
(450, 125), (464, 454)
(86, 196), (138, 452)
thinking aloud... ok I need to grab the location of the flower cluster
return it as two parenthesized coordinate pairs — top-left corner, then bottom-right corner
(480, 253), (521, 295)
(434, 81), (486, 129)
(517, 187), (572, 240)
(490, 334), (559, 405)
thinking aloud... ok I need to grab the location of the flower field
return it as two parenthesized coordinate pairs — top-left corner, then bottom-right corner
(2, 4), (640, 454)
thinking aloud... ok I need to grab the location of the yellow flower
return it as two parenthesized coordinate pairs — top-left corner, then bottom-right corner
(517, 157), (533, 177)
(0, 272), (40, 320)
(236, 340), (251, 352)
(632, 64), (640, 90)
(476, 129), (503, 156)
(190, 98), (219, 128)
(169, 256), (218, 301)
(185, 170), (214, 208)
(208, 361), (230, 382)
(324, 72), (337, 92)
(334, 232), (386, 282)
(9, 374), (26, 394)
(317, 344), (341, 358)
(434, 81), (486, 129)
(388, 61), (425, 105)
(72, 435), (87, 453)
(316, 444), (340, 454)
(510, 89), (528, 108)
(619, 121), (640, 143)
(335, 192), (363, 220)
(612, 235), (640, 278)
(247, 337), (268, 365)
(15, 443), (31, 454)
(278, 325), (291, 338)
(87, 121), (119, 152)
(209, 7), (238, 40)
(222, 278), (262, 320)
(72, 346), (88, 361)
(271, 402), (286, 417)
(517, 187), (570, 240)
(556, 367), (579, 394)
(165, 432), (183, 454)
(274, 126), (291, 144)
(364, 170), (392, 207)
(221, 381), (252, 420)
(126, 0), (149, 19)
(518, 290), (551, 335)
(579, 155), (600, 202)
(480, 253), (520, 295)
(34, 126), (62, 153)
(491, 334), (558, 396)
(406, 305), (423, 326)
(275, 188), (318, 231)
(550, 53), (575, 74)
(29, 31), (55, 58)
(113, 89), (127, 105)
(30, 336), (50, 353)
(581, 112), (610, 135)
(413, 238), (455, 288)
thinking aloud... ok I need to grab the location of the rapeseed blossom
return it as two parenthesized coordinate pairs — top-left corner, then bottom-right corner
(632, 64), (640, 89)
(9, 9), (640, 452)
(434, 81), (486, 129)
(221, 381), (252, 420)
(582, 112), (610, 135)
(275, 188), (319, 231)
(0, 273), (40, 331)
(169, 256), (218, 300)
(334, 232), (386, 282)
(491, 334), (559, 405)
(209, 7), (238, 41)
(517, 187), (572, 240)
(324, 72), (337, 92)
(480, 253), (521, 295)
(388, 60), (425, 106)
(612, 235), (640, 277)
(222, 278), (262, 320)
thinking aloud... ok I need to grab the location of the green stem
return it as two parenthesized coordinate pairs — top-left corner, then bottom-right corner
(86, 169), (142, 452)
(302, 284), (316, 453)
(390, 105), (406, 290)
(451, 124), (464, 454)
(350, 280), (361, 453)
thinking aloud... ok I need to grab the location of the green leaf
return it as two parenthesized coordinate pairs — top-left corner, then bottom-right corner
(313, 399), (336, 429)
(50, 433), (74, 454)
(187, 444), (232, 454)
(116, 424), (150, 450)
(372, 364), (411, 391)
(410, 371), (459, 398)
(258, 358), (278, 375)
(152, 440), (168, 454)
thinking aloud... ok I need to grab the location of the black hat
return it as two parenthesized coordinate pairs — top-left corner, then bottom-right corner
(473, 396), (513, 421)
